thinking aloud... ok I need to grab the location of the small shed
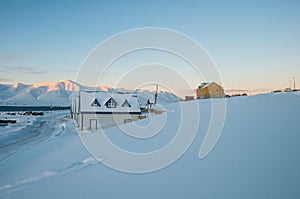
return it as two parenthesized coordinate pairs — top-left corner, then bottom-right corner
(185, 96), (195, 101)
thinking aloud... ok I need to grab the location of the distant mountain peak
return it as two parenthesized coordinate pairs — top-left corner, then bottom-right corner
(59, 79), (77, 84)
(31, 80), (82, 92)
(0, 80), (181, 106)
(12, 82), (30, 89)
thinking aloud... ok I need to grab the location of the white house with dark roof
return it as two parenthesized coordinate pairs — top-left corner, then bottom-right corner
(72, 90), (141, 130)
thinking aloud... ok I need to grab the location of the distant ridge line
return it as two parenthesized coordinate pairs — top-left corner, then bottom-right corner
(0, 106), (71, 112)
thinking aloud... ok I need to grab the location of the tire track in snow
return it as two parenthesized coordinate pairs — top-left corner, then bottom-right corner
(0, 157), (99, 195)
(0, 115), (70, 161)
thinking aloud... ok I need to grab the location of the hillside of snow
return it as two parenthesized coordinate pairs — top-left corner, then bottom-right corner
(0, 92), (299, 198)
(0, 80), (181, 106)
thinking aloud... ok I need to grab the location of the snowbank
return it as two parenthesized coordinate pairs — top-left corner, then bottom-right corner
(0, 92), (299, 198)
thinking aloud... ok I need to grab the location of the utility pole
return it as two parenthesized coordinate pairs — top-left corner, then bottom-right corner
(74, 94), (77, 121)
(293, 77), (296, 90)
(71, 92), (74, 119)
(79, 90), (83, 131)
(154, 84), (158, 105)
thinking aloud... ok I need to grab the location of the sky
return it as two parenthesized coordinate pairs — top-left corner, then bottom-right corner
(0, 0), (299, 93)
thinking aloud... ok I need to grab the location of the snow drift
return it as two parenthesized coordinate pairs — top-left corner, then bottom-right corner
(0, 92), (299, 198)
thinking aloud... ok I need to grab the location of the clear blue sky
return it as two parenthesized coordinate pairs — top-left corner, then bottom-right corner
(0, 0), (299, 92)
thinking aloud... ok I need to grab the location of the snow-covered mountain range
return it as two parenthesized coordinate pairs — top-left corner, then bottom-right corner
(0, 80), (181, 106)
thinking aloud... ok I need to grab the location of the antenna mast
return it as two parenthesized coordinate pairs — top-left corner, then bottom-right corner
(154, 84), (158, 105)
(293, 77), (296, 90)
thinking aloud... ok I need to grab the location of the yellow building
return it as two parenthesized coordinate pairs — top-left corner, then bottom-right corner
(196, 82), (225, 99)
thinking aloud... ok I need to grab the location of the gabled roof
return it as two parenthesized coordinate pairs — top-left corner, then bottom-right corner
(91, 99), (101, 107)
(121, 99), (131, 107)
(198, 82), (222, 89)
(105, 97), (117, 108)
(78, 91), (140, 113)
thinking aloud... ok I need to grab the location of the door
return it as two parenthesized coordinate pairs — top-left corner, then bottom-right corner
(90, 119), (97, 131)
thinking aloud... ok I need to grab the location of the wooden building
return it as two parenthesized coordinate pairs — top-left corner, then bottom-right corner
(196, 82), (225, 99)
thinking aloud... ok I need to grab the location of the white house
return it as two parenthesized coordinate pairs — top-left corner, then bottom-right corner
(72, 90), (141, 130)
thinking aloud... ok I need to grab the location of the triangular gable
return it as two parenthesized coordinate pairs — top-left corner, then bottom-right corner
(91, 99), (101, 107)
(199, 82), (219, 89)
(105, 97), (117, 108)
(121, 99), (131, 107)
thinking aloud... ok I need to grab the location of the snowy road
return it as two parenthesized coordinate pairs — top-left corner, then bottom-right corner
(0, 111), (70, 161)
(0, 110), (94, 196)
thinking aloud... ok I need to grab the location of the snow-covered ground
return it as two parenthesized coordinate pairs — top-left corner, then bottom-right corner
(0, 111), (70, 161)
(0, 92), (300, 198)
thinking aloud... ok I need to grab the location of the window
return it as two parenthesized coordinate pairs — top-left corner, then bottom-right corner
(121, 99), (131, 107)
(124, 119), (132, 124)
(105, 97), (117, 108)
(91, 99), (101, 107)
